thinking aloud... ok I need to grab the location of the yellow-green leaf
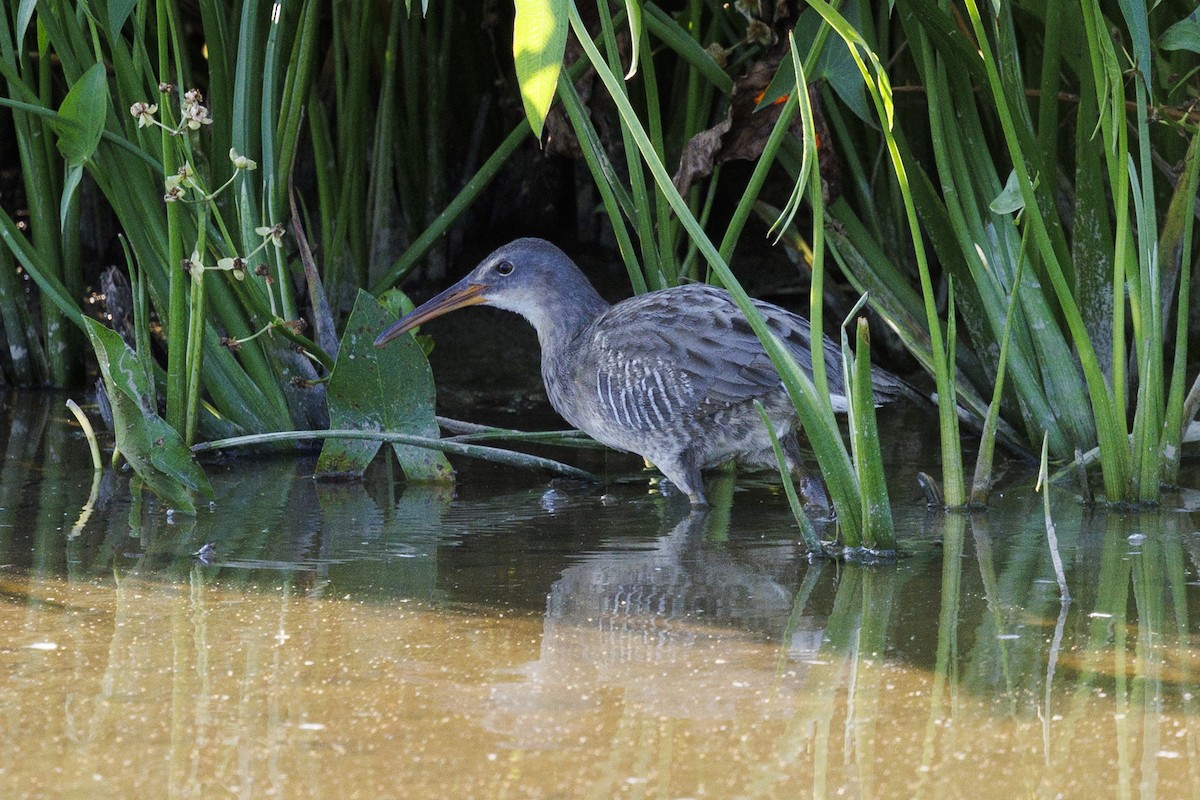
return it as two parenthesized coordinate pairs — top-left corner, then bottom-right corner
(513, 0), (568, 138)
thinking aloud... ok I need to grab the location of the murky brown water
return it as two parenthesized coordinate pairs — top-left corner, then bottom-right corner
(2, 394), (1200, 798)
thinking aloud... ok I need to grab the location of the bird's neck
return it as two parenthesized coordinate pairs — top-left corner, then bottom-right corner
(529, 285), (605, 429)
(525, 284), (611, 361)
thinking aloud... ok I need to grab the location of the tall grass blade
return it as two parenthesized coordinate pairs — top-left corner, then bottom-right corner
(807, 0), (964, 506)
(1160, 130), (1200, 485)
(850, 318), (894, 551)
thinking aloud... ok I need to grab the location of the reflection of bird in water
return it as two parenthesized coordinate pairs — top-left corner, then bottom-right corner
(470, 510), (819, 746)
(376, 238), (911, 505)
(544, 510), (797, 649)
(191, 542), (216, 564)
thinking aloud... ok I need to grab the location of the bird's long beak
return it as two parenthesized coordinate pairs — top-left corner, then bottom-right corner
(374, 280), (488, 347)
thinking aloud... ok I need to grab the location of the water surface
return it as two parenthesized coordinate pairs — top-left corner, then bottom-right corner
(1, 393), (1199, 798)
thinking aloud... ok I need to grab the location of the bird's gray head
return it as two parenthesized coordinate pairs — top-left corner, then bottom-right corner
(375, 238), (608, 347)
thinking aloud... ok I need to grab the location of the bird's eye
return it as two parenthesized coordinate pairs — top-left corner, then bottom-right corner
(496, 260), (514, 276)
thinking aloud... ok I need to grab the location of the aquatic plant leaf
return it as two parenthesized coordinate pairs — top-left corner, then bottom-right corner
(317, 290), (453, 482)
(83, 318), (213, 513)
(760, 3), (869, 122)
(59, 163), (82, 232)
(849, 318), (894, 550)
(989, 170), (1025, 215)
(53, 63), (108, 167)
(513, 0), (568, 138)
(1160, 12), (1200, 54)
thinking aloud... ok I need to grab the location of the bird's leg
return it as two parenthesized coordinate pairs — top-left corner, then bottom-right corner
(653, 450), (708, 507)
(783, 434), (831, 514)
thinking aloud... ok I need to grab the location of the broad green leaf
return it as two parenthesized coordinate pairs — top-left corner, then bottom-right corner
(83, 318), (214, 512)
(107, 0), (137, 41)
(317, 290), (453, 482)
(1160, 12), (1200, 54)
(805, 0), (893, 128)
(54, 63), (108, 167)
(513, 0), (568, 138)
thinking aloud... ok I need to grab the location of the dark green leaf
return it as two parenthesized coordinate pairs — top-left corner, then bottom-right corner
(850, 318), (893, 550)
(317, 290), (453, 482)
(83, 318), (214, 512)
(760, 3), (869, 122)
(54, 63), (108, 167)
(107, 0), (138, 41)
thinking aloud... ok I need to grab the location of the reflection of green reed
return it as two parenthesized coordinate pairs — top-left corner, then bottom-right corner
(0, 398), (49, 568)
(917, 513), (964, 786)
(765, 504), (1199, 794)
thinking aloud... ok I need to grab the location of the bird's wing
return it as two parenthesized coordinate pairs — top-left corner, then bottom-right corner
(579, 284), (841, 432)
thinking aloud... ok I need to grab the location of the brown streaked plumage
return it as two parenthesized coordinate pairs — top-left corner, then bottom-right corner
(375, 238), (910, 506)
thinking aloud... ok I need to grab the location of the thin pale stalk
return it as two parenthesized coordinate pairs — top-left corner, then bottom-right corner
(1037, 433), (1071, 602)
(192, 429), (595, 480)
